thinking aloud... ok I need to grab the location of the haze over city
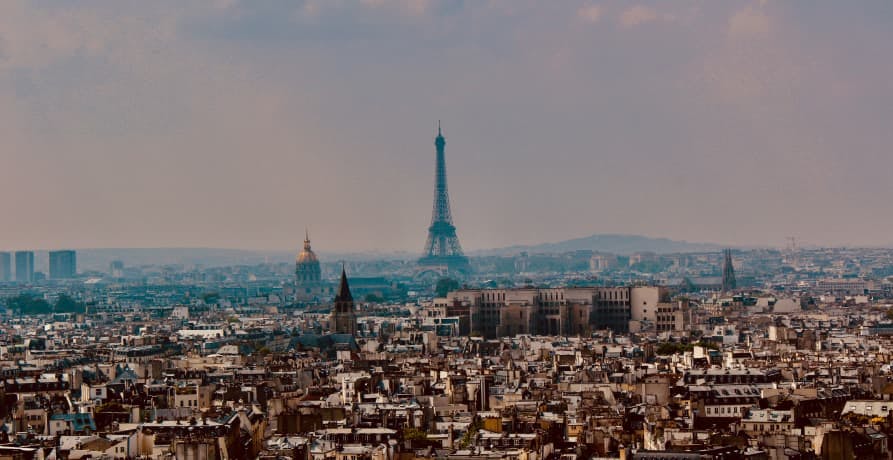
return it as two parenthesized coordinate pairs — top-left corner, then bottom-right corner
(9, 3), (893, 460)
(3, 1), (893, 252)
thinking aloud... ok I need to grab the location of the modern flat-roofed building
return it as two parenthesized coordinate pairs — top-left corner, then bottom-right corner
(14, 251), (34, 283)
(0, 252), (11, 282)
(444, 285), (671, 338)
(816, 278), (868, 296)
(49, 250), (77, 279)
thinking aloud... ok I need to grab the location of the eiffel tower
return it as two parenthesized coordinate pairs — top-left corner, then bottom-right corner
(418, 122), (470, 276)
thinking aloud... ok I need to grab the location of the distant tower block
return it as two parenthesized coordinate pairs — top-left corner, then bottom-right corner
(721, 248), (737, 293)
(417, 122), (470, 277)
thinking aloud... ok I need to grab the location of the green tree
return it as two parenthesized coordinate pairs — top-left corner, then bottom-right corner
(7, 294), (51, 315)
(403, 427), (428, 442)
(365, 293), (384, 303)
(54, 294), (84, 313)
(458, 419), (483, 448)
(202, 292), (220, 304)
(655, 342), (691, 355)
(435, 278), (460, 297)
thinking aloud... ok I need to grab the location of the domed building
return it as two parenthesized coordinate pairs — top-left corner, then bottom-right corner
(295, 231), (333, 303)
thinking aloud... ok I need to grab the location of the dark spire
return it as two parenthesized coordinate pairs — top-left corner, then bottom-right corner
(438, 120), (442, 136)
(336, 265), (353, 302)
(721, 249), (737, 293)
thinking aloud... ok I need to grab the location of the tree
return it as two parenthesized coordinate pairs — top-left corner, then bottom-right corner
(54, 294), (84, 313)
(403, 427), (428, 442)
(202, 292), (220, 304)
(655, 342), (691, 355)
(679, 277), (697, 293)
(435, 278), (460, 297)
(458, 419), (482, 448)
(365, 293), (384, 303)
(7, 294), (51, 315)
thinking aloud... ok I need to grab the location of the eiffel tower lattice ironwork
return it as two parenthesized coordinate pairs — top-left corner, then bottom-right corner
(418, 122), (470, 274)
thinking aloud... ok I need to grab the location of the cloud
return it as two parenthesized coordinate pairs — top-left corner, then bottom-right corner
(619, 5), (658, 27)
(0, 1), (183, 70)
(359, 0), (434, 17)
(728, 6), (770, 38)
(2, 1), (893, 250)
(577, 4), (602, 24)
(698, 4), (786, 109)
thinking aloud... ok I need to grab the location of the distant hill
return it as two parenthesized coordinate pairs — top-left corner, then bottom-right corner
(474, 234), (724, 256)
(72, 248), (415, 272)
(63, 235), (722, 272)
(72, 248), (292, 272)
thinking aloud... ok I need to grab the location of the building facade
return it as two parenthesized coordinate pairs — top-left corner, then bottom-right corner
(444, 286), (675, 339)
(49, 250), (77, 279)
(15, 251), (34, 283)
(0, 252), (11, 282)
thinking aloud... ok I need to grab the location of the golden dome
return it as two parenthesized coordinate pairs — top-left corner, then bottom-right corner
(297, 230), (319, 264)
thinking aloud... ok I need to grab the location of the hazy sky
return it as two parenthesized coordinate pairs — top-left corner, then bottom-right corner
(2, 0), (893, 253)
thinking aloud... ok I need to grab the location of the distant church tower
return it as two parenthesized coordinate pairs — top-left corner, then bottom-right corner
(330, 267), (357, 335)
(721, 249), (737, 293)
(295, 230), (327, 303)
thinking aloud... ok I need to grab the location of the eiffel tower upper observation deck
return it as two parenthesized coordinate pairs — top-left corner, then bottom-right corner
(418, 122), (471, 276)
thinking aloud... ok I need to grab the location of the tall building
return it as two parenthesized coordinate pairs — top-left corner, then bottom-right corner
(295, 231), (333, 303)
(721, 249), (737, 293)
(0, 252), (11, 282)
(330, 267), (357, 335)
(49, 250), (77, 279)
(418, 122), (470, 276)
(15, 251), (34, 283)
(109, 260), (125, 278)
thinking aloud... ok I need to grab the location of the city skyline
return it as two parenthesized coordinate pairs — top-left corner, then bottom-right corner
(3, 1), (893, 251)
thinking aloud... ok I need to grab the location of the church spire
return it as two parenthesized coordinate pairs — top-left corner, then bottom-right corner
(336, 265), (353, 303)
(331, 264), (357, 335)
(438, 120), (442, 136)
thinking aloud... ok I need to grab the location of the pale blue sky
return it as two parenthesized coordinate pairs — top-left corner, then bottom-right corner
(2, 1), (892, 252)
